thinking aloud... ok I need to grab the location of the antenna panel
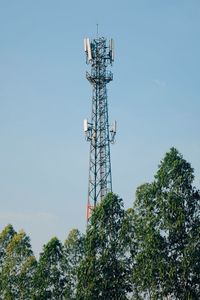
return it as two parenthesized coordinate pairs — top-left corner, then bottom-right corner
(112, 120), (117, 133)
(109, 39), (112, 52)
(87, 38), (92, 61)
(84, 119), (88, 132)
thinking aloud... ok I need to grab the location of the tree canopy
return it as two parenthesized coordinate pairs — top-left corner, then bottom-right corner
(77, 193), (131, 300)
(132, 148), (200, 299)
(0, 148), (199, 299)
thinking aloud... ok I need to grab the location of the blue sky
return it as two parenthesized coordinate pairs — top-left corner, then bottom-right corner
(0, 0), (200, 255)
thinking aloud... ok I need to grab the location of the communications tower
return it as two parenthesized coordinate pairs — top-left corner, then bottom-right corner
(83, 36), (116, 221)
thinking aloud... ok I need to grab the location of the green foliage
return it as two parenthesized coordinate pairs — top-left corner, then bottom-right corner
(0, 148), (199, 299)
(63, 229), (84, 299)
(77, 192), (131, 300)
(1, 229), (37, 299)
(132, 148), (200, 299)
(0, 224), (16, 259)
(0, 225), (16, 299)
(33, 237), (66, 300)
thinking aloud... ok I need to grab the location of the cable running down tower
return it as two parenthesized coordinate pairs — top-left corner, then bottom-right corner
(83, 36), (116, 221)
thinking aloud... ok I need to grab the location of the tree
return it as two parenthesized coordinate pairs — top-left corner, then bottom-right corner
(120, 208), (141, 299)
(33, 237), (66, 300)
(132, 148), (200, 299)
(63, 229), (84, 299)
(0, 225), (16, 299)
(132, 183), (168, 299)
(77, 193), (131, 300)
(1, 229), (37, 299)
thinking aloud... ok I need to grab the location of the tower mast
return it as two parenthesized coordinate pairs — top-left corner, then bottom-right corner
(83, 36), (116, 222)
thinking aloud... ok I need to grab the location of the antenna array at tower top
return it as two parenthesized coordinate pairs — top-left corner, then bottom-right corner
(84, 37), (114, 64)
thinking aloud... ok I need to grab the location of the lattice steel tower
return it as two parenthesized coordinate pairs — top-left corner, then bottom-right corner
(83, 36), (116, 221)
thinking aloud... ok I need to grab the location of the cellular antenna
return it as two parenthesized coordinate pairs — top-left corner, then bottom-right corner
(96, 24), (99, 37)
(83, 36), (116, 223)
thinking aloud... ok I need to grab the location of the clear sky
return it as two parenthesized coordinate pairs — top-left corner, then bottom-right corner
(1, 0), (200, 255)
